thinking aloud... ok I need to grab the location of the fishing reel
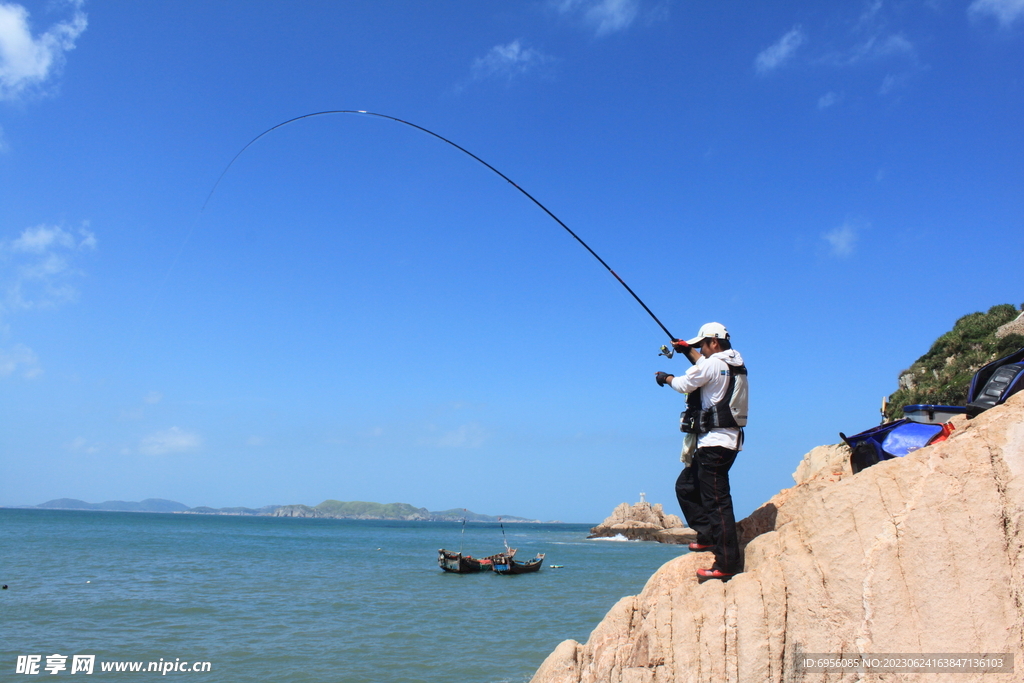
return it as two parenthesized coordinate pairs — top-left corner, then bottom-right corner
(659, 344), (674, 359)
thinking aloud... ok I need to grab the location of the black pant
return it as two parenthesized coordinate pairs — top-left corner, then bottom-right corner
(675, 445), (741, 574)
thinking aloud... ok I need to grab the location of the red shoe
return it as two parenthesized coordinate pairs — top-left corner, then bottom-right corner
(696, 568), (735, 580)
(688, 542), (713, 551)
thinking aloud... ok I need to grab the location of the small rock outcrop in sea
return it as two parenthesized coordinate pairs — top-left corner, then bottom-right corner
(588, 501), (696, 545)
(532, 393), (1024, 683)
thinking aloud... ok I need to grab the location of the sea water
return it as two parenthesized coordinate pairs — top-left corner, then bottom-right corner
(1, 509), (684, 682)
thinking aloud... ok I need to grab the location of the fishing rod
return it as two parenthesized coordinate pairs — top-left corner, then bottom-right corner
(205, 110), (680, 354)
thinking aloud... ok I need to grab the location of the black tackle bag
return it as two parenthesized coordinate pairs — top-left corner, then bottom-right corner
(966, 347), (1024, 418)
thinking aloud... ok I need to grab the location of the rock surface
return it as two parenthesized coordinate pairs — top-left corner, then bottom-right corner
(588, 501), (696, 544)
(996, 311), (1024, 339)
(532, 394), (1024, 682)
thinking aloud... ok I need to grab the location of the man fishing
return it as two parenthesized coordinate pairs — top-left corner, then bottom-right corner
(213, 116), (753, 579)
(655, 323), (748, 580)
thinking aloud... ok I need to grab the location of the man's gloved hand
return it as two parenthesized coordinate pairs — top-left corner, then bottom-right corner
(655, 371), (671, 387)
(671, 339), (690, 353)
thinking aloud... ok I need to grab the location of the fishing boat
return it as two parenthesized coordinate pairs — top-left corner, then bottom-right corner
(491, 552), (545, 575)
(438, 548), (516, 574)
(438, 549), (482, 574)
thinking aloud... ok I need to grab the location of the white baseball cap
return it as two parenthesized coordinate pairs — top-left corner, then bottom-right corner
(686, 322), (729, 346)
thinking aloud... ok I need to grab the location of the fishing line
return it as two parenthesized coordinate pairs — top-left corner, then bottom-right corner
(201, 110), (677, 342)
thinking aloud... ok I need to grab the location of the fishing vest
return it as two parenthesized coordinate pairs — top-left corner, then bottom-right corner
(680, 364), (748, 434)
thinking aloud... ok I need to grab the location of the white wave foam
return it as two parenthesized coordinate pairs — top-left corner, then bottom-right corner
(589, 534), (635, 542)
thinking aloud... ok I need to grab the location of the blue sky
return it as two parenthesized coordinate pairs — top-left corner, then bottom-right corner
(1, 0), (1022, 523)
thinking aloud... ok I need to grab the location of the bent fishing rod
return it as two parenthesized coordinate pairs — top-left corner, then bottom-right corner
(205, 110), (683, 357)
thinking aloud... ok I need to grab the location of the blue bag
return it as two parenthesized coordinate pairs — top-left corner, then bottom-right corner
(840, 419), (945, 474)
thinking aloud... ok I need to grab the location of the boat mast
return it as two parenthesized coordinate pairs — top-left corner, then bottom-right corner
(498, 517), (511, 556)
(459, 511), (467, 555)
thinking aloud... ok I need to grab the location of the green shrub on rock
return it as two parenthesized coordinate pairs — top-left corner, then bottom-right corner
(885, 303), (1024, 421)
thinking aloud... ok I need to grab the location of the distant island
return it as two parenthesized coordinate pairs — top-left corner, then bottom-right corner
(33, 498), (194, 513)
(27, 498), (542, 523)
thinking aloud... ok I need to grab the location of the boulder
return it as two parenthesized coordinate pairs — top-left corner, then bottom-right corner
(996, 311), (1024, 339)
(532, 393), (1024, 682)
(589, 501), (696, 545)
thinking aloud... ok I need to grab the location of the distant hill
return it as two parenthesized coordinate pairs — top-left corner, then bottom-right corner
(36, 498), (190, 512)
(430, 507), (535, 523)
(317, 500), (431, 519)
(273, 500), (539, 522)
(29, 498), (536, 522)
(186, 505), (282, 516)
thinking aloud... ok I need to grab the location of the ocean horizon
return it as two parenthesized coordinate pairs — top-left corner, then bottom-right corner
(2, 508), (685, 682)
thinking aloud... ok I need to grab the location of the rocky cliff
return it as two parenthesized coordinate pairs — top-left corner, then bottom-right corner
(531, 393), (1024, 683)
(588, 501), (696, 545)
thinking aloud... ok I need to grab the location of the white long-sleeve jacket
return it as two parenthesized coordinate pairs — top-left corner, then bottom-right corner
(668, 349), (745, 451)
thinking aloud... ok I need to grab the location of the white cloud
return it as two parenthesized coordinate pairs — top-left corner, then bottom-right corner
(67, 436), (101, 453)
(822, 223), (859, 257)
(78, 226), (97, 249)
(790, 3), (921, 98)
(0, 342), (40, 378)
(143, 391), (163, 404)
(820, 3), (917, 69)
(1, 223), (96, 318)
(844, 32), (915, 65)
(847, 0), (916, 60)
(969, 0), (1024, 26)
(556, 0), (640, 36)
(119, 407), (144, 421)
(878, 72), (911, 95)
(438, 423), (488, 448)
(471, 40), (551, 83)
(857, 0), (884, 28)
(586, 0), (640, 36)
(12, 224), (78, 252)
(139, 427), (203, 456)
(755, 26), (806, 74)
(817, 91), (841, 109)
(420, 423), (489, 449)
(0, 0), (88, 101)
